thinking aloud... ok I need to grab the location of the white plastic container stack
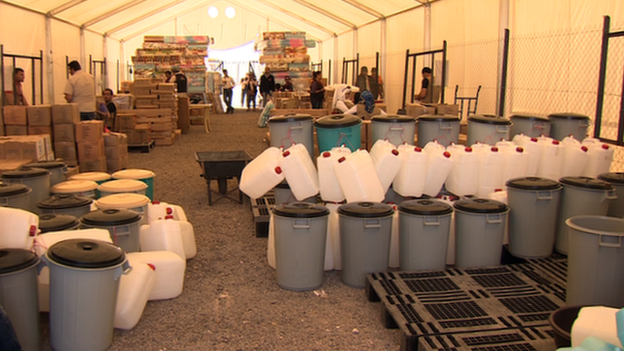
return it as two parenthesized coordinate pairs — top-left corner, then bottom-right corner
(126, 251), (186, 301)
(370, 140), (403, 193)
(239, 147), (285, 199)
(423, 151), (453, 197)
(470, 142), (492, 154)
(501, 146), (529, 183)
(583, 144), (614, 178)
(179, 221), (196, 259)
(114, 261), (156, 330)
(513, 135), (542, 176)
(494, 140), (516, 153)
(393, 145), (428, 197)
(34, 228), (112, 312)
(279, 144), (319, 201)
(317, 151), (346, 202)
(536, 139), (564, 181)
(334, 149), (385, 203)
(423, 140), (445, 154)
(140, 217), (186, 260)
(0, 206), (38, 250)
(446, 146), (479, 196)
(476, 147), (505, 198)
(581, 137), (602, 148)
(561, 144), (590, 177)
(146, 201), (196, 259)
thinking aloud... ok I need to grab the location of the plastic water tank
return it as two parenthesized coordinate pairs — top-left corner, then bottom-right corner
(467, 115), (512, 145)
(509, 114), (551, 138)
(37, 194), (93, 220)
(25, 161), (68, 187)
(51, 180), (99, 199)
(371, 115), (416, 147)
(38, 214), (79, 233)
(98, 179), (148, 198)
(417, 115), (460, 147)
(268, 114), (314, 159)
(1, 167), (50, 214)
(81, 209), (142, 253)
(548, 113), (590, 141)
(314, 114), (362, 152)
(0, 183), (32, 213)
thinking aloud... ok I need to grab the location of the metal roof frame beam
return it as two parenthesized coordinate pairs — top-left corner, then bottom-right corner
(290, 0), (356, 29)
(105, 0), (191, 35)
(340, 0), (384, 19)
(258, 1), (335, 36)
(48, 0), (88, 16)
(82, 0), (148, 28)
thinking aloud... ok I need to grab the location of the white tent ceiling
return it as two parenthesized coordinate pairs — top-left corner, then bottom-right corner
(2, 0), (432, 41)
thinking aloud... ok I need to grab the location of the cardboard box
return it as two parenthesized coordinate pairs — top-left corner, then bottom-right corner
(28, 126), (52, 136)
(129, 129), (150, 145)
(79, 159), (106, 172)
(5, 125), (28, 136)
(406, 103), (436, 118)
(53, 124), (75, 142)
(104, 132), (128, 147)
(40, 135), (53, 159)
(27, 105), (52, 126)
(51, 104), (80, 124)
(75, 121), (104, 142)
(19, 137), (47, 161)
(434, 104), (460, 117)
(4, 141), (22, 159)
(154, 137), (174, 146)
(156, 83), (175, 91)
(54, 142), (77, 163)
(0, 140), (5, 159)
(117, 115), (135, 131)
(77, 140), (106, 161)
(150, 123), (173, 132)
(0, 159), (31, 172)
(3, 106), (27, 125)
(107, 156), (128, 173)
(105, 145), (128, 160)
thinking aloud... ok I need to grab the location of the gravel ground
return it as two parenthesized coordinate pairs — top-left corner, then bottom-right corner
(41, 109), (401, 351)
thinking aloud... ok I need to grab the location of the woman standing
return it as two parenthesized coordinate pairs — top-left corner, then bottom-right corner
(310, 71), (325, 109)
(246, 72), (258, 111)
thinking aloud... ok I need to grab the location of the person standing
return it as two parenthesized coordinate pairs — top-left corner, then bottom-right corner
(64, 61), (96, 121)
(171, 69), (188, 93)
(221, 69), (235, 114)
(259, 67), (275, 107)
(370, 67), (383, 100)
(415, 67), (433, 102)
(246, 72), (258, 111)
(95, 88), (117, 130)
(310, 71), (325, 109)
(164, 71), (173, 83)
(282, 76), (293, 92)
(10, 68), (28, 105)
(240, 74), (248, 107)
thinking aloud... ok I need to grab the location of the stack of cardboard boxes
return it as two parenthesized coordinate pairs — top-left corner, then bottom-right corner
(117, 108), (177, 146)
(4, 105), (28, 136)
(0, 135), (49, 162)
(104, 132), (128, 172)
(51, 104), (80, 166)
(76, 121), (106, 172)
(27, 105), (53, 138)
(130, 79), (178, 116)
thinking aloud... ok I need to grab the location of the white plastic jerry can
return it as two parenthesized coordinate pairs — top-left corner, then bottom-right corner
(501, 146), (529, 183)
(583, 143), (614, 177)
(476, 147), (504, 198)
(424, 139), (445, 154)
(334, 149), (385, 203)
(114, 261), (156, 330)
(537, 139), (564, 181)
(127, 251), (186, 301)
(423, 150), (453, 197)
(446, 147), (479, 196)
(514, 136), (542, 176)
(279, 144), (319, 201)
(317, 151), (346, 203)
(239, 147), (284, 199)
(0, 206), (38, 250)
(393, 144), (428, 197)
(561, 144), (590, 177)
(179, 221), (196, 259)
(139, 217), (186, 260)
(370, 139), (403, 193)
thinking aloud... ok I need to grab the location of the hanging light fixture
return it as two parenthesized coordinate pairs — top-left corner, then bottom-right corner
(225, 6), (236, 18)
(208, 6), (219, 18)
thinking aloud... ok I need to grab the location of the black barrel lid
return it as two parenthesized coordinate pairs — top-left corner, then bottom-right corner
(338, 202), (394, 218)
(418, 114), (461, 122)
(38, 214), (79, 233)
(548, 112), (590, 120)
(47, 239), (125, 268)
(560, 176), (614, 190)
(454, 198), (508, 213)
(509, 114), (549, 121)
(398, 199), (453, 216)
(0, 183), (30, 197)
(314, 114), (361, 128)
(268, 113), (313, 124)
(24, 161), (66, 170)
(273, 202), (329, 218)
(598, 173), (624, 185)
(468, 114), (512, 125)
(81, 209), (141, 226)
(506, 177), (562, 190)
(1, 167), (50, 179)
(37, 194), (93, 209)
(0, 249), (39, 274)
(371, 114), (415, 123)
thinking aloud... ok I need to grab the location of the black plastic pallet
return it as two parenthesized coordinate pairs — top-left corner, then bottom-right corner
(366, 265), (565, 351)
(413, 325), (556, 351)
(128, 140), (155, 153)
(250, 194), (275, 238)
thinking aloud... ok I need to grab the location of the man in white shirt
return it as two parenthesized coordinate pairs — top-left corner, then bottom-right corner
(222, 69), (235, 114)
(64, 61), (96, 121)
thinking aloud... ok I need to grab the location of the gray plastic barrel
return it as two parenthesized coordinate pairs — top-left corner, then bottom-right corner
(39, 214), (80, 233)
(467, 115), (512, 145)
(454, 198), (509, 268)
(416, 114), (461, 147)
(371, 115), (416, 147)
(81, 209), (142, 253)
(273, 202), (329, 291)
(274, 180), (317, 205)
(0, 183), (32, 212)
(566, 215), (624, 306)
(548, 113), (590, 141)
(507, 177), (562, 259)
(44, 239), (129, 351)
(509, 114), (551, 138)
(338, 202), (394, 288)
(555, 177), (615, 254)
(314, 114), (362, 152)
(268, 114), (314, 159)
(598, 173), (624, 218)
(1, 167), (50, 214)
(37, 194), (93, 219)
(25, 161), (68, 186)
(0, 249), (41, 351)
(398, 199), (453, 271)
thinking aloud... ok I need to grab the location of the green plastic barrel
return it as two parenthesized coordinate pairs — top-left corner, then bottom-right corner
(112, 169), (156, 201)
(314, 115), (362, 152)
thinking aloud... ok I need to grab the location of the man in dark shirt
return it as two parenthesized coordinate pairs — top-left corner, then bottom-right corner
(259, 67), (275, 107)
(415, 67), (433, 102)
(100, 88), (117, 130)
(282, 76), (293, 92)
